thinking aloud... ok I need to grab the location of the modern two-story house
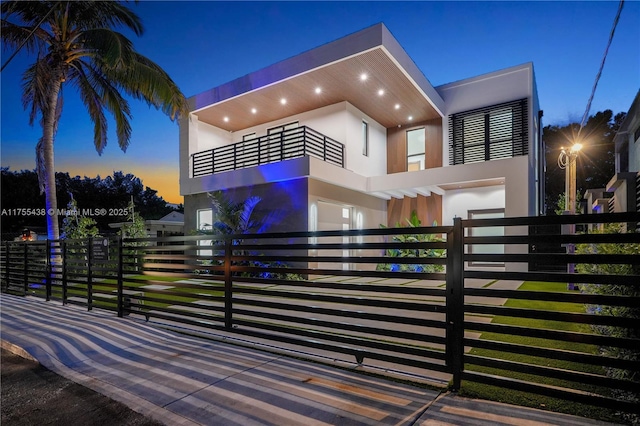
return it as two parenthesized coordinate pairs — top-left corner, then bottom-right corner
(180, 24), (543, 244)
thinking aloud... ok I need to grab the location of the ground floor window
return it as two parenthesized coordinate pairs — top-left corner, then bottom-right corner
(197, 209), (213, 256)
(468, 208), (504, 266)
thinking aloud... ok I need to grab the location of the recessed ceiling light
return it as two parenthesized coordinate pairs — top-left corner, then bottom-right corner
(394, 104), (400, 110)
(408, 116), (413, 121)
(280, 98), (287, 105)
(223, 116), (229, 122)
(360, 73), (368, 81)
(251, 108), (257, 114)
(377, 89), (385, 96)
(315, 87), (322, 94)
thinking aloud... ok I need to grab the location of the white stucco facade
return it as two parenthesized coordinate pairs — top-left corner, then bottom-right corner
(179, 23), (542, 274)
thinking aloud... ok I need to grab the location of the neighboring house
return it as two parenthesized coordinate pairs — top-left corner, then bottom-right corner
(607, 90), (640, 214)
(109, 211), (184, 237)
(583, 90), (640, 216)
(179, 24), (543, 269)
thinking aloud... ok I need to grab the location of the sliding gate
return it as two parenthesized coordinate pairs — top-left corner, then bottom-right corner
(2, 212), (639, 416)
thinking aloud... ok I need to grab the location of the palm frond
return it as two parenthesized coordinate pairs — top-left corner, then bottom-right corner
(35, 137), (46, 194)
(239, 196), (262, 233)
(107, 52), (189, 120)
(0, 19), (48, 54)
(71, 58), (132, 153)
(79, 28), (135, 69)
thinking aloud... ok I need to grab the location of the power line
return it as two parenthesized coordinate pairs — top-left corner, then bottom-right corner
(0, 1), (61, 73)
(578, 0), (624, 136)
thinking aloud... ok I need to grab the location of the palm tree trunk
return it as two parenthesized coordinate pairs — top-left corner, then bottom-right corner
(42, 75), (62, 241)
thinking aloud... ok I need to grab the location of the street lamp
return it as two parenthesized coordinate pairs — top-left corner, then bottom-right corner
(558, 143), (582, 213)
(558, 143), (582, 290)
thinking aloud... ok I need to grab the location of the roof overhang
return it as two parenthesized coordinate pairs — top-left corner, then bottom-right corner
(191, 23), (444, 131)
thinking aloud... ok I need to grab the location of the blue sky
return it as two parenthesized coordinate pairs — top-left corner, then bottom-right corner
(2, 1), (639, 204)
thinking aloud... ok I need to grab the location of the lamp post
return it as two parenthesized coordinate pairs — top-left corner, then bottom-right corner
(558, 143), (582, 290)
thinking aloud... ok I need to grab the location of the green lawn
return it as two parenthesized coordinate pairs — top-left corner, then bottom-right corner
(460, 281), (624, 423)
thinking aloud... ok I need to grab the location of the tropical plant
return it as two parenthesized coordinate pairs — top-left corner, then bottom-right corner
(554, 192), (584, 216)
(1, 1), (188, 240)
(207, 190), (264, 237)
(118, 200), (147, 239)
(376, 210), (445, 273)
(200, 191), (301, 280)
(60, 197), (99, 240)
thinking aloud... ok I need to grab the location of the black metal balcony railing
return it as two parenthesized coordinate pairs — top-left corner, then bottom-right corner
(192, 126), (345, 178)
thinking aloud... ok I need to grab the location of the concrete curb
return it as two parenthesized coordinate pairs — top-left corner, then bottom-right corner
(1, 339), (39, 363)
(1, 338), (199, 426)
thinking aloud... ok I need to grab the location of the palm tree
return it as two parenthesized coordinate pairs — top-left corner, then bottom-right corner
(207, 190), (264, 237)
(1, 1), (188, 240)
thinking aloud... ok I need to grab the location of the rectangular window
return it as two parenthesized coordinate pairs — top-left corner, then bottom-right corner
(197, 209), (213, 257)
(468, 208), (505, 266)
(407, 128), (425, 171)
(450, 99), (528, 165)
(362, 121), (369, 156)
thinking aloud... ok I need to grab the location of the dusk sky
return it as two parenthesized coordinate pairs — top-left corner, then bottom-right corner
(2, 1), (639, 205)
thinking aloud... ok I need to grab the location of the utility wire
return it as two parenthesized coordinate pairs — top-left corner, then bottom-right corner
(578, 0), (624, 135)
(0, 1), (61, 73)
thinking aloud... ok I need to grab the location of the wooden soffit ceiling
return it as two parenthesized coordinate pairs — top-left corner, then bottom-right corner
(193, 48), (442, 132)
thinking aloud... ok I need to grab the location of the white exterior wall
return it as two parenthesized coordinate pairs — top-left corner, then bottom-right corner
(188, 101), (386, 181)
(192, 117), (233, 153)
(435, 63), (537, 217)
(442, 186), (505, 225)
(436, 63), (535, 167)
(631, 133), (640, 172)
(344, 103), (387, 176)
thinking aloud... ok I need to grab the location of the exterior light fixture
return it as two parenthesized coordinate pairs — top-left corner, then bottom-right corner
(378, 89), (385, 96)
(223, 116), (229, 123)
(394, 104), (400, 110)
(360, 73), (368, 81)
(408, 116), (413, 121)
(251, 108), (257, 114)
(315, 87), (322, 94)
(280, 98), (287, 105)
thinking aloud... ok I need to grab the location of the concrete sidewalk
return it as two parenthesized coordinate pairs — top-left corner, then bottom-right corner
(0, 294), (615, 426)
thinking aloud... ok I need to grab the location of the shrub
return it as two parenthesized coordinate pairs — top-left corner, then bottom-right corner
(575, 223), (639, 422)
(376, 211), (445, 274)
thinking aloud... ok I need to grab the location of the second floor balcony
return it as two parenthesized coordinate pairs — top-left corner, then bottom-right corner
(192, 126), (345, 178)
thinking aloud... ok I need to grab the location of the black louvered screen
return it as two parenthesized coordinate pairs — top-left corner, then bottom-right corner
(449, 98), (528, 165)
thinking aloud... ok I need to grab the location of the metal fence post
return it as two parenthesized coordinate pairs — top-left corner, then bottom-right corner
(46, 240), (51, 301)
(224, 237), (233, 330)
(22, 243), (28, 295)
(87, 237), (93, 311)
(117, 236), (124, 318)
(61, 241), (68, 304)
(446, 217), (464, 391)
(4, 242), (10, 293)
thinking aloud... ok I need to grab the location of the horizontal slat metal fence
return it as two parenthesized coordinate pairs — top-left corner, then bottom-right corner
(123, 226), (453, 377)
(1, 212), (639, 416)
(460, 212), (640, 415)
